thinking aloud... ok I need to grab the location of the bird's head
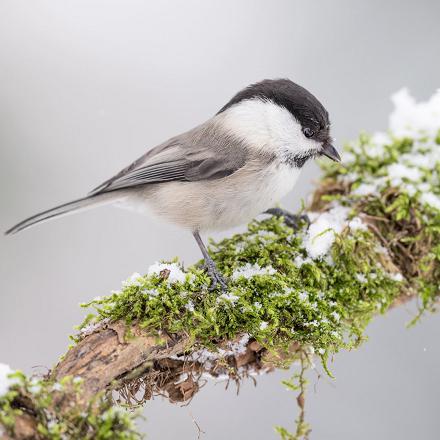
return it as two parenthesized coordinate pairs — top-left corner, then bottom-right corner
(218, 78), (341, 166)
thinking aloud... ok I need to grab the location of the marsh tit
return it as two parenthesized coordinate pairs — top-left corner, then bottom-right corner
(6, 79), (340, 291)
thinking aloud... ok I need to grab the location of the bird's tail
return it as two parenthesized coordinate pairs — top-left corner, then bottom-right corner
(5, 192), (119, 235)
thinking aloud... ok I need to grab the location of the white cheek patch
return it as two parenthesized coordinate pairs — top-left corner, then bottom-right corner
(217, 98), (321, 155)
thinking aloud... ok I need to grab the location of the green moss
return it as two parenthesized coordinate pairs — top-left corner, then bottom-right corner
(0, 373), (141, 439)
(76, 214), (403, 362)
(322, 133), (440, 316)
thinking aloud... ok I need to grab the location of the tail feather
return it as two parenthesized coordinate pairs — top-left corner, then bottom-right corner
(5, 193), (118, 235)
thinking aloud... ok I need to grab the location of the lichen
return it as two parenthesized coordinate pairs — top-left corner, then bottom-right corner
(0, 371), (141, 439)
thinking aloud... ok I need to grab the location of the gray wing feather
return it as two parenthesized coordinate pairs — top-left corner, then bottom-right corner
(90, 121), (248, 194)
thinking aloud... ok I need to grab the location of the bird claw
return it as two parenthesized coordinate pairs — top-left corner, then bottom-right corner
(283, 213), (310, 229)
(203, 261), (228, 293)
(265, 208), (310, 230)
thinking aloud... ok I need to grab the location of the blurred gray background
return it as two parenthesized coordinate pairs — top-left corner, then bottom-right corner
(1, 1), (440, 439)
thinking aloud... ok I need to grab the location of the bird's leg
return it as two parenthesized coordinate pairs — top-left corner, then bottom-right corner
(192, 230), (228, 292)
(264, 208), (310, 230)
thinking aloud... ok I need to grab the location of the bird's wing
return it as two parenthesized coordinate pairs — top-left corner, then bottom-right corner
(89, 121), (248, 195)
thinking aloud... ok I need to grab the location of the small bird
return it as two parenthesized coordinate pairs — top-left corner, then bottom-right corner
(5, 79), (340, 291)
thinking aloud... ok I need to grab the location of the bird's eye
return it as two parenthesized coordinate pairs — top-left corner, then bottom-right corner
(303, 127), (314, 138)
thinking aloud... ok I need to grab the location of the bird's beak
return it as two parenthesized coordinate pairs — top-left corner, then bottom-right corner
(320, 143), (341, 162)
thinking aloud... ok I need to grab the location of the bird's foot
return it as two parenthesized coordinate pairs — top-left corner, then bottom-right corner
(203, 259), (228, 293)
(265, 208), (310, 230)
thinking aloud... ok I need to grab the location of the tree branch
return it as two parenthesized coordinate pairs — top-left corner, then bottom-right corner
(2, 93), (440, 438)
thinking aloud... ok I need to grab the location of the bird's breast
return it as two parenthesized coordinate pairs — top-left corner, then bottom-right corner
(117, 161), (302, 232)
(194, 160), (302, 230)
(255, 161), (302, 206)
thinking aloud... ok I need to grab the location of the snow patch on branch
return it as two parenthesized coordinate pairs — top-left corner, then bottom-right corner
(387, 163), (422, 185)
(147, 262), (187, 284)
(232, 263), (276, 280)
(420, 192), (440, 211)
(170, 334), (251, 370)
(340, 88), (440, 213)
(390, 88), (440, 139)
(122, 272), (144, 287)
(0, 363), (18, 397)
(303, 206), (350, 259)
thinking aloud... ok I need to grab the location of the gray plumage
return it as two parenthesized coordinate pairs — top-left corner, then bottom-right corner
(90, 120), (249, 194)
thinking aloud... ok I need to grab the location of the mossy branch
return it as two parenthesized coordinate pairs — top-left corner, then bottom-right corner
(2, 114), (440, 438)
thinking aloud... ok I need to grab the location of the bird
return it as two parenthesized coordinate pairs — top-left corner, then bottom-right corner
(5, 78), (340, 292)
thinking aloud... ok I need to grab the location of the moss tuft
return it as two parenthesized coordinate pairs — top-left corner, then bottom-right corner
(76, 216), (403, 363)
(0, 372), (141, 439)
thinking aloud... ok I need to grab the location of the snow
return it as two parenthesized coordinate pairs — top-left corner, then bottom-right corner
(402, 184), (417, 197)
(401, 153), (431, 169)
(231, 263), (276, 280)
(362, 133), (390, 158)
(201, 372), (232, 382)
(174, 372), (189, 385)
(331, 311), (341, 322)
(254, 301), (262, 310)
(390, 88), (440, 139)
(302, 208), (366, 259)
(324, 254), (335, 266)
(389, 272), (404, 282)
(171, 334), (250, 368)
(298, 291), (309, 302)
(293, 255), (313, 267)
(418, 183), (432, 192)
(52, 383), (63, 391)
(343, 89), (440, 210)
(387, 163), (422, 184)
(147, 262), (186, 284)
(342, 151), (356, 165)
(184, 301), (195, 312)
(348, 217), (368, 231)
(305, 320), (319, 328)
(218, 292), (240, 303)
(122, 272), (143, 287)
(304, 206), (349, 259)
(420, 192), (440, 211)
(0, 363), (18, 397)
(29, 378), (42, 394)
(371, 132), (392, 147)
(227, 334), (250, 355)
(352, 183), (379, 197)
(375, 244), (390, 256)
(257, 230), (276, 240)
(356, 273), (367, 283)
